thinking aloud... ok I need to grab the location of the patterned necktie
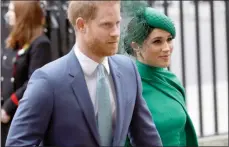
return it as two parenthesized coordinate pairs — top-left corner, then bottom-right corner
(96, 64), (112, 146)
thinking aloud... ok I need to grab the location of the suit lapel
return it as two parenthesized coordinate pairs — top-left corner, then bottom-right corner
(109, 57), (125, 145)
(67, 50), (100, 145)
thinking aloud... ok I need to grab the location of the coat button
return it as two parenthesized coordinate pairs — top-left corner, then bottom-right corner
(1, 76), (4, 82)
(68, 28), (73, 34)
(3, 55), (7, 60)
(10, 77), (15, 83)
(12, 57), (16, 63)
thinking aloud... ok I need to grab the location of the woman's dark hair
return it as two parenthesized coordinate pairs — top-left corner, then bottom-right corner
(123, 10), (153, 56)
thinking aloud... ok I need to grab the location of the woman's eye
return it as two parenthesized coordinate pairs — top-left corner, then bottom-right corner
(167, 37), (173, 42)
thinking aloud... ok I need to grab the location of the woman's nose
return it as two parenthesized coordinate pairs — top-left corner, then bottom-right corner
(162, 42), (170, 52)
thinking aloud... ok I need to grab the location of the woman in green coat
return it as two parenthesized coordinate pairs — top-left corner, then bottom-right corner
(123, 6), (198, 146)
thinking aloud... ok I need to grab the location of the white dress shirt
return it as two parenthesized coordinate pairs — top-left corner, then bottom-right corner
(74, 44), (116, 129)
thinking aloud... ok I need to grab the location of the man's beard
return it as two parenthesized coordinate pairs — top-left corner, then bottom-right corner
(87, 38), (118, 58)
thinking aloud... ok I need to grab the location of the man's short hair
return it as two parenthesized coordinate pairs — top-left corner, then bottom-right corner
(67, 1), (98, 27)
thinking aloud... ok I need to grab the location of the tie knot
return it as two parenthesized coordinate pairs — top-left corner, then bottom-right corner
(97, 64), (106, 78)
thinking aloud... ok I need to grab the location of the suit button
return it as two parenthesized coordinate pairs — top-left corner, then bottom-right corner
(1, 76), (4, 81)
(3, 55), (7, 60)
(10, 77), (15, 83)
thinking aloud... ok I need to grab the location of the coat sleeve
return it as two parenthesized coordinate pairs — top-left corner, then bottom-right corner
(5, 69), (53, 146)
(2, 40), (51, 116)
(128, 59), (163, 147)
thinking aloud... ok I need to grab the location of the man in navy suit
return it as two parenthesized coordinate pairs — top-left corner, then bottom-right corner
(6, 1), (162, 146)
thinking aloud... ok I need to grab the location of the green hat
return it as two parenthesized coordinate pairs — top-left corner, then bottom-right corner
(144, 7), (176, 38)
(121, 2), (176, 55)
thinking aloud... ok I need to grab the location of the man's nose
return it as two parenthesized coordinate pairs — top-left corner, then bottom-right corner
(110, 25), (120, 37)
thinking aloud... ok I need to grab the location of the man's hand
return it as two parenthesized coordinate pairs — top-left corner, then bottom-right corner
(1, 109), (11, 124)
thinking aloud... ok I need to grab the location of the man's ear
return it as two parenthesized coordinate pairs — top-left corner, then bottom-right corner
(75, 17), (86, 33)
(131, 42), (141, 52)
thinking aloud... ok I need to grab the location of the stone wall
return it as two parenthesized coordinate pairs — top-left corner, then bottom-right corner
(198, 134), (228, 146)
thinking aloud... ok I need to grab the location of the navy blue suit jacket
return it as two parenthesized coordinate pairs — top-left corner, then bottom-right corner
(6, 49), (162, 146)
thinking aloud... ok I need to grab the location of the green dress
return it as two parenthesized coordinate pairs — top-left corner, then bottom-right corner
(126, 61), (198, 146)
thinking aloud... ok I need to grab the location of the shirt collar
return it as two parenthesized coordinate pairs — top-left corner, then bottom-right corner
(74, 43), (110, 76)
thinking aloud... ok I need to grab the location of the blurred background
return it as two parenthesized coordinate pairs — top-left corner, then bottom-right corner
(1, 0), (228, 145)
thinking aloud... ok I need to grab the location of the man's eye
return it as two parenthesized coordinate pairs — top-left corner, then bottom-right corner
(103, 23), (112, 27)
(153, 40), (161, 44)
